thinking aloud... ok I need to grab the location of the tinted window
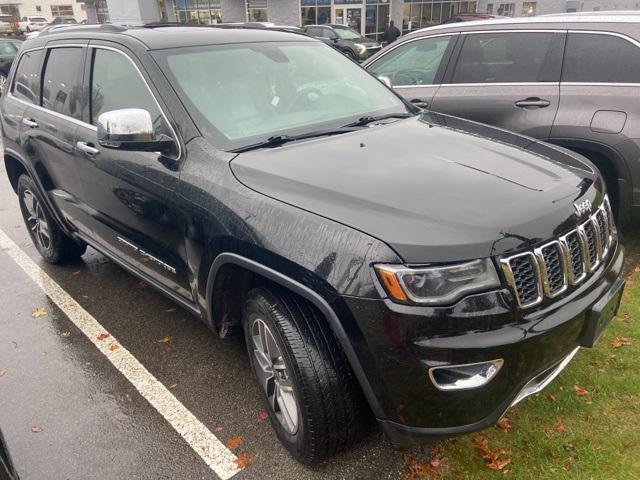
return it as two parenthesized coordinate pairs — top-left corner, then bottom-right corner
(42, 47), (84, 118)
(13, 49), (43, 104)
(91, 48), (165, 134)
(0, 41), (18, 55)
(306, 26), (322, 37)
(563, 33), (640, 83)
(452, 32), (559, 83)
(367, 36), (452, 86)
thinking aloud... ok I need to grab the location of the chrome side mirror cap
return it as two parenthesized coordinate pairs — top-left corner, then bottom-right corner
(97, 108), (174, 153)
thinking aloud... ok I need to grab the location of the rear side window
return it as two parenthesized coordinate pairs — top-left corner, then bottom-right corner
(42, 47), (84, 119)
(562, 33), (640, 83)
(368, 36), (453, 86)
(90, 48), (166, 135)
(452, 32), (560, 84)
(13, 49), (43, 104)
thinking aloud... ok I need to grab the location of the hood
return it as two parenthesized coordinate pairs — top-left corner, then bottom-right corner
(353, 38), (379, 47)
(230, 112), (601, 263)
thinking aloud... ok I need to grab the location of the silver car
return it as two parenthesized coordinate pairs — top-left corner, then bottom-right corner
(365, 13), (640, 224)
(0, 15), (16, 36)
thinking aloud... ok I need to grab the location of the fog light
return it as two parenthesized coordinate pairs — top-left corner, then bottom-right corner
(428, 359), (504, 391)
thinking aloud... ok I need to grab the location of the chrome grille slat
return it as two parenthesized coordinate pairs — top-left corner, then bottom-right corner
(501, 196), (615, 309)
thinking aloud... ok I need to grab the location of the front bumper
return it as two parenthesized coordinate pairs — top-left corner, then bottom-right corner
(342, 241), (624, 447)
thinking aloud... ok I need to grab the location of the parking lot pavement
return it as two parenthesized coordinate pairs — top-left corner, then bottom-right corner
(0, 164), (414, 478)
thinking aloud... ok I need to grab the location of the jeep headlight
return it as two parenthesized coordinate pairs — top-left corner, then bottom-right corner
(375, 259), (500, 305)
(354, 43), (367, 55)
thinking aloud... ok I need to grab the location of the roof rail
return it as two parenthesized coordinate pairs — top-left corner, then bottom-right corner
(40, 23), (128, 36)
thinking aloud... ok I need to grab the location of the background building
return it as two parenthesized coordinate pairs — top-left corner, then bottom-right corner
(0, 0), (88, 21)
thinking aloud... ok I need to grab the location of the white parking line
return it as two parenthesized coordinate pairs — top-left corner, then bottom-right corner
(0, 228), (241, 480)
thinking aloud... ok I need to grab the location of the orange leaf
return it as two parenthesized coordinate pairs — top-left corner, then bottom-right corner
(547, 394), (556, 402)
(472, 435), (512, 471)
(31, 426), (42, 433)
(611, 337), (631, 348)
(554, 420), (566, 432)
(0, 368), (6, 378)
(158, 336), (172, 343)
(96, 333), (110, 341)
(226, 436), (243, 450)
(497, 417), (512, 432)
(257, 411), (268, 421)
(574, 385), (588, 396)
(234, 452), (254, 469)
(108, 343), (119, 351)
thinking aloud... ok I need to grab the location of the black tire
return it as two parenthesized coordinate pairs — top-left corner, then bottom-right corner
(17, 174), (86, 264)
(242, 287), (367, 464)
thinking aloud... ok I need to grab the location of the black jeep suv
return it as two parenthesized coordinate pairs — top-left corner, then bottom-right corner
(1, 25), (625, 464)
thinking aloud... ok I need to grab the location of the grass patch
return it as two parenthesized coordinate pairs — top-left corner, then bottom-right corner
(408, 247), (640, 479)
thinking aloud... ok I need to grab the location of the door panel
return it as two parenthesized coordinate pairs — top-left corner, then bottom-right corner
(431, 31), (565, 139)
(74, 45), (191, 298)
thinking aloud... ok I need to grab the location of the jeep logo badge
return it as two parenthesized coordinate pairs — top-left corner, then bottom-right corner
(574, 199), (593, 217)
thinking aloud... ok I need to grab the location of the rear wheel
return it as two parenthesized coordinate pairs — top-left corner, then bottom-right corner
(17, 174), (86, 264)
(0, 73), (7, 91)
(243, 287), (366, 464)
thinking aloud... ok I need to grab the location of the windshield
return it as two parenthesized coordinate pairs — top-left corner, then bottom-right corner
(31, 17), (47, 22)
(154, 41), (406, 150)
(334, 27), (363, 40)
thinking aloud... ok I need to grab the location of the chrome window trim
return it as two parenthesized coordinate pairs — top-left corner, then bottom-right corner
(437, 81), (560, 87)
(534, 240), (568, 298)
(499, 251), (543, 309)
(461, 28), (562, 34)
(7, 93), (98, 131)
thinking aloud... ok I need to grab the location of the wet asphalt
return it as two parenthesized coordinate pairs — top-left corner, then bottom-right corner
(0, 160), (421, 479)
(2, 154), (639, 480)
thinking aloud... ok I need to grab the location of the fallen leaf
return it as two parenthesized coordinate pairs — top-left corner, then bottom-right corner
(574, 385), (588, 396)
(169, 383), (178, 388)
(0, 368), (7, 378)
(108, 343), (119, 351)
(554, 420), (566, 432)
(61, 332), (71, 337)
(31, 307), (46, 318)
(226, 436), (243, 450)
(234, 452), (254, 469)
(165, 308), (176, 313)
(82, 295), (89, 299)
(163, 346), (173, 354)
(547, 394), (556, 402)
(137, 281), (148, 289)
(634, 266), (640, 273)
(257, 411), (268, 421)
(611, 337), (631, 348)
(72, 270), (81, 276)
(158, 336), (172, 343)
(214, 426), (223, 433)
(472, 435), (512, 471)
(41, 351), (47, 356)
(31, 426), (42, 433)
(96, 333), (110, 341)
(497, 417), (512, 432)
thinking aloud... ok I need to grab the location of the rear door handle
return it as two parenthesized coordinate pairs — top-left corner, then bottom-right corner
(410, 98), (430, 109)
(76, 141), (100, 156)
(22, 118), (38, 128)
(514, 97), (550, 108)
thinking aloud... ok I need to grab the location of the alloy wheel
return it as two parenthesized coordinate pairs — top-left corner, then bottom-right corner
(0, 74), (7, 91)
(251, 318), (299, 434)
(22, 189), (51, 251)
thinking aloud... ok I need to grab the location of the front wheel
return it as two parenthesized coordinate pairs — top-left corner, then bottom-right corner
(243, 287), (366, 464)
(17, 174), (86, 264)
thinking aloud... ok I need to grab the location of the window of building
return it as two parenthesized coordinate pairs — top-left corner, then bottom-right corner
(50, 5), (74, 17)
(522, 1), (536, 15)
(247, 0), (267, 22)
(36, 6), (42, 12)
(563, 33), (640, 83)
(95, 0), (110, 23)
(452, 32), (560, 83)
(13, 49), (43, 105)
(403, 0), (477, 32)
(365, 1), (390, 41)
(301, 0), (331, 25)
(368, 35), (453, 86)
(486, 3), (493, 13)
(497, 3), (514, 16)
(174, 0), (222, 24)
(42, 47), (83, 119)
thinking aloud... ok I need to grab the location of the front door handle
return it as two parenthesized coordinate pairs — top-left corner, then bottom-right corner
(76, 141), (100, 156)
(514, 97), (550, 108)
(22, 118), (38, 128)
(410, 98), (429, 109)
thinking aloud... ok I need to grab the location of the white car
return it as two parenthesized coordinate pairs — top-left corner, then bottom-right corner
(18, 16), (48, 33)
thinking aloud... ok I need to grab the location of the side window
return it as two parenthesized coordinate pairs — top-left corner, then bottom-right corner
(367, 36), (453, 87)
(563, 33), (640, 83)
(0, 41), (17, 55)
(452, 32), (560, 84)
(12, 49), (43, 104)
(42, 47), (84, 119)
(322, 28), (337, 39)
(307, 27), (321, 37)
(90, 48), (166, 135)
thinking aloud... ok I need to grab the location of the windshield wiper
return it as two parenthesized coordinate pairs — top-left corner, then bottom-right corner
(232, 126), (362, 153)
(345, 112), (415, 127)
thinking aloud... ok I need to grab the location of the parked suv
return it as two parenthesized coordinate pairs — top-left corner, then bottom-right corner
(1, 25), (624, 464)
(18, 16), (48, 33)
(0, 15), (18, 36)
(365, 14), (640, 224)
(303, 24), (381, 60)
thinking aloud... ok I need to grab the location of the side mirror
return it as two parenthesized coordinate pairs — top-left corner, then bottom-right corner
(97, 108), (175, 153)
(378, 76), (392, 88)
